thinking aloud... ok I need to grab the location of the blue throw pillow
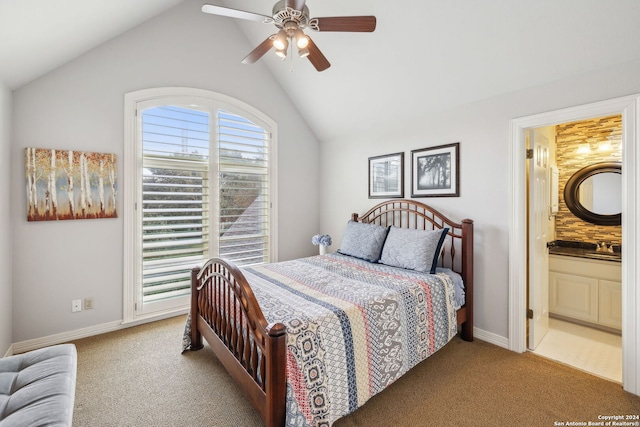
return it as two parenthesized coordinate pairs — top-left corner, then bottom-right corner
(338, 220), (390, 262)
(379, 226), (449, 273)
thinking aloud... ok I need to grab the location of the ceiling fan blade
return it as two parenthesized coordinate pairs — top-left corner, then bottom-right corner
(201, 4), (270, 22)
(241, 36), (276, 64)
(306, 38), (331, 72)
(285, 0), (307, 11)
(310, 16), (377, 32)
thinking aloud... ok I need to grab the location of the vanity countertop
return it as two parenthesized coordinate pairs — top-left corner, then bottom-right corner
(548, 240), (621, 262)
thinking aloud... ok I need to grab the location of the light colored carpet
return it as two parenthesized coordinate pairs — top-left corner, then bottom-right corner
(70, 315), (640, 426)
(72, 315), (262, 427)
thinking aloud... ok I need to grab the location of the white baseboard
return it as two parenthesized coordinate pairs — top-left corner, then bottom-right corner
(10, 309), (188, 355)
(473, 327), (509, 349)
(12, 320), (125, 354)
(8, 313), (505, 356)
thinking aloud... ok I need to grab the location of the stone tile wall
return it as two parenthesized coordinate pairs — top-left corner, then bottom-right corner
(554, 115), (622, 245)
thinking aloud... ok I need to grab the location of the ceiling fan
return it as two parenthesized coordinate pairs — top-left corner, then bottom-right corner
(201, 0), (376, 71)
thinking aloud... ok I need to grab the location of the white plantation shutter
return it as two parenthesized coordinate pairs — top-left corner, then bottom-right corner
(141, 106), (210, 304)
(123, 87), (277, 323)
(125, 90), (276, 320)
(218, 110), (270, 265)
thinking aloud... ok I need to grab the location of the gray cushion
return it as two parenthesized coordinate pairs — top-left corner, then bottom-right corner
(338, 220), (389, 262)
(0, 344), (77, 427)
(379, 226), (449, 273)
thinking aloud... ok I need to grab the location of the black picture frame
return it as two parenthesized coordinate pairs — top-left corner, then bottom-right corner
(411, 143), (460, 197)
(368, 152), (404, 199)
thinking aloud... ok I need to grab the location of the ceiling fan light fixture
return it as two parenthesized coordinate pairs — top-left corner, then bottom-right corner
(298, 47), (310, 58)
(273, 30), (288, 50)
(275, 47), (287, 59)
(294, 29), (309, 48)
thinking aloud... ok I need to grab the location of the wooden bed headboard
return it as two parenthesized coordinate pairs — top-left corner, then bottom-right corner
(352, 199), (474, 339)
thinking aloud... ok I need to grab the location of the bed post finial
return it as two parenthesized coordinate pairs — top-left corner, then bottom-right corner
(351, 213), (359, 222)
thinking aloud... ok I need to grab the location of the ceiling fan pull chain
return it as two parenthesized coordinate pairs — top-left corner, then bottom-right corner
(288, 39), (295, 72)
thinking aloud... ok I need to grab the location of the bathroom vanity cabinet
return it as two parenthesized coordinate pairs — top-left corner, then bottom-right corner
(548, 254), (621, 330)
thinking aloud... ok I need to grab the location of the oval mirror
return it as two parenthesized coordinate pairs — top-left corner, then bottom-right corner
(564, 162), (621, 226)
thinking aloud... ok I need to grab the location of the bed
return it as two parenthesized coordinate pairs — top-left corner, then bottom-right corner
(182, 199), (473, 427)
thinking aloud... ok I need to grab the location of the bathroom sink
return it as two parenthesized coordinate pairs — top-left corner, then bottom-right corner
(549, 244), (621, 261)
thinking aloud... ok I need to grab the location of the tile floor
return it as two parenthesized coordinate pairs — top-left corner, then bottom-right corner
(531, 317), (622, 383)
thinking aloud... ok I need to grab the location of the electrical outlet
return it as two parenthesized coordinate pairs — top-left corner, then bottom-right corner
(84, 297), (94, 310)
(72, 300), (82, 313)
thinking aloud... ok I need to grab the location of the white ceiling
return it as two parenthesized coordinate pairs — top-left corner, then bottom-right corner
(2, 0), (640, 142)
(218, 0), (640, 141)
(0, 0), (184, 89)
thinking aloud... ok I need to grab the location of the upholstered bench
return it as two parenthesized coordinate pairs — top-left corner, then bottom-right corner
(0, 344), (77, 427)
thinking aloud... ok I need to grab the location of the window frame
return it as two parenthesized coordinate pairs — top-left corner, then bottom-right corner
(123, 87), (278, 324)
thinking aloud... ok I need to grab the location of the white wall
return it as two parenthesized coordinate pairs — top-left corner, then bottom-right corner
(0, 81), (13, 353)
(320, 59), (640, 340)
(10, 0), (320, 342)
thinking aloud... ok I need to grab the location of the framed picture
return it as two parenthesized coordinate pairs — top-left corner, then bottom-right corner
(25, 147), (118, 221)
(411, 143), (459, 197)
(368, 152), (404, 199)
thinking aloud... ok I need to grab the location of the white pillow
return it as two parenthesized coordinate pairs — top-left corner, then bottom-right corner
(379, 226), (449, 273)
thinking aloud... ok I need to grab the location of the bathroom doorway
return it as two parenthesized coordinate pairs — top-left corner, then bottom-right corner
(507, 94), (640, 396)
(527, 117), (622, 383)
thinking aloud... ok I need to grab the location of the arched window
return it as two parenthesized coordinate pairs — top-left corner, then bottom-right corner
(123, 88), (277, 322)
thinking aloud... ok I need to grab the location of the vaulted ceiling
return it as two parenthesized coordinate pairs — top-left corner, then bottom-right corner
(0, 0), (184, 89)
(2, 0), (640, 142)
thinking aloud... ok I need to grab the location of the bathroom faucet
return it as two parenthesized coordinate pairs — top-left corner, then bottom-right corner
(597, 241), (615, 253)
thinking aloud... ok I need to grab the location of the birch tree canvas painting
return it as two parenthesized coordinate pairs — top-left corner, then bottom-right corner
(25, 148), (117, 221)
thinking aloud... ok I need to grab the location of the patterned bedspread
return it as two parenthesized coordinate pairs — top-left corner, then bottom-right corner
(184, 252), (459, 427)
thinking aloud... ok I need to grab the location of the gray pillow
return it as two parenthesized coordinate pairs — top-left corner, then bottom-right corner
(379, 226), (449, 273)
(338, 220), (389, 262)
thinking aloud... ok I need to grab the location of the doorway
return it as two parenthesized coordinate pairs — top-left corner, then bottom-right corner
(508, 94), (640, 396)
(527, 119), (623, 383)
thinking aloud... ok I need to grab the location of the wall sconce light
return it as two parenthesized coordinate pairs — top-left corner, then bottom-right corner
(597, 141), (612, 152)
(576, 143), (591, 154)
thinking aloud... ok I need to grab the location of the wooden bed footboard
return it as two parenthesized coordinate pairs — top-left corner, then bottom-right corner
(190, 258), (287, 427)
